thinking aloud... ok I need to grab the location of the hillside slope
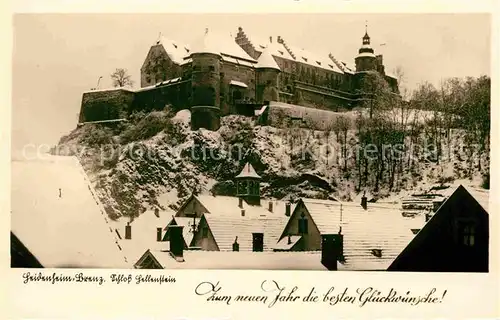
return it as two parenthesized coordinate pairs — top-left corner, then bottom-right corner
(54, 109), (489, 220)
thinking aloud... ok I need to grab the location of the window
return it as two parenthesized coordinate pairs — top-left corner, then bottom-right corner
(456, 220), (476, 247)
(209, 65), (215, 72)
(298, 212), (308, 234)
(252, 233), (264, 252)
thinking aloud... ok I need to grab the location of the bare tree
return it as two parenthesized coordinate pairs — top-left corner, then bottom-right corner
(111, 68), (134, 88)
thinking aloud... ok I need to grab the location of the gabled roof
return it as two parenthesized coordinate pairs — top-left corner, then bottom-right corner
(156, 36), (190, 65)
(294, 198), (423, 270)
(112, 209), (175, 264)
(203, 214), (288, 251)
(235, 162), (261, 179)
(142, 250), (326, 270)
(255, 46), (281, 71)
(169, 216), (200, 247)
(11, 156), (128, 268)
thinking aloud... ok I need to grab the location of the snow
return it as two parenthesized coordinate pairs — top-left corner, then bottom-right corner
(190, 30), (256, 62)
(235, 162), (261, 179)
(11, 155), (128, 268)
(157, 36), (191, 65)
(146, 250), (327, 270)
(172, 109), (191, 125)
(285, 43), (345, 74)
(229, 80), (248, 88)
(82, 87), (135, 94)
(255, 47), (281, 71)
(356, 52), (376, 58)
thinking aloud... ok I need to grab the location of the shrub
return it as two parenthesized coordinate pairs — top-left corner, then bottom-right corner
(120, 111), (173, 143)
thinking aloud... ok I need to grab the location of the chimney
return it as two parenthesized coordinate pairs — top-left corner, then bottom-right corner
(268, 201), (273, 213)
(277, 35), (283, 44)
(287, 234), (292, 245)
(241, 209), (245, 217)
(125, 222), (132, 240)
(238, 198), (243, 208)
(285, 203), (291, 216)
(232, 236), (239, 251)
(169, 225), (184, 261)
(269, 36), (272, 43)
(321, 234), (343, 271)
(154, 208), (160, 218)
(156, 227), (163, 242)
(361, 192), (367, 210)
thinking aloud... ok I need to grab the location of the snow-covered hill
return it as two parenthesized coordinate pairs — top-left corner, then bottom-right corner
(54, 109), (489, 220)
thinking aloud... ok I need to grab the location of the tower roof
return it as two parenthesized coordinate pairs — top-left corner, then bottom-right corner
(255, 46), (281, 71)
(235, 163), (262, 179)
(190, 28), (222, 57)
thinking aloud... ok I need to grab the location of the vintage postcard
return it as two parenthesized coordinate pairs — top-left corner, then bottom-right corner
(4, 0), (499, 319)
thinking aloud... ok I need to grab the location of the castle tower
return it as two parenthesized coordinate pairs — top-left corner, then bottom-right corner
(235, 162), (262, 206)
(355, 24), (377, 72)
(190, 28), (222, 131)
(255, 45), (281, 105)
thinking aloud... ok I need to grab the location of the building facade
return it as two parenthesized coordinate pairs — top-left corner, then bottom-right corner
(79, 26), (399, 130)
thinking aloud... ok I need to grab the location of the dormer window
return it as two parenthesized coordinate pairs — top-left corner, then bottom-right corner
(371, 249), (383, 258)
(302, 57), (308, 62)
(278, 50), (284, 55)
(328, 64), (334, 69)
(185, 47), (190, 53)
(173, 43), (178, 49)
(316, 61), (321, 66)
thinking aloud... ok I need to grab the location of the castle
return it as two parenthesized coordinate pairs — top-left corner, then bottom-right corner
(79, 26), (399, 131)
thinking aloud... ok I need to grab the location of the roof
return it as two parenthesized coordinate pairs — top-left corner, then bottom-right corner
(285, 43), (345, 74)
(203, 214), (289, 251)
(298, 198), (423, 270)
(110, 209), (175, 264)
(255, 46), (281, 70)
(235, 162), (262, 179)
(356, 52), (376, 58)
(190, 29), (256, 62)
(194, 194), (267, 217)
(170, 216), (200, 246)
(157, 36), (190, 65)
(143, 250), (327, 270)
(11, 156), (128, 268)
(431, 184), (489, 213)
(274, 235), (302, 250)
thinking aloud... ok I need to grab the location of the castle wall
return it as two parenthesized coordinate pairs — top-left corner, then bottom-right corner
(79, 89), (135, 123)
(220, 62), (256, 114)
(141, 45), (182, 88)
(133, 81), (191, 113)
(293, 81), (353, 112)
(264, 101), (354, 131)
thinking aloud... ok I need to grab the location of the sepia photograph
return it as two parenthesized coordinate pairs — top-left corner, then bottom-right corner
(11, 13), (491, 273)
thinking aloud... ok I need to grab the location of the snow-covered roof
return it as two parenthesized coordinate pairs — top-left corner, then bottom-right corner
(143, 250), (327, 270)
(298, 198), (422, 270)
(235, 162), (261, 179)
(274, 235), (302, 250)
(255, 47), (280, 70)
(356, 52), (376, 58)
(203, 214), (288, 251)
(11, 156), (128, 268)
(157, 36), (191, 65)
(110, 208), (175, 265)
(82, 87), (135, 94)
(286, 43), (345, 74)
(169, 216), (200, 247)
(229, 80), (248, 88)
(433, 184), (489, 214)
(190, 30), (256, 62)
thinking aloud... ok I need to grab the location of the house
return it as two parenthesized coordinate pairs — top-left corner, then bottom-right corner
(134, 225), (326, 270)
(388, 185), (489, 272)
(111, 207), (176, 264)
(10, 155), (128, 268)
(278, 195), (424, 270)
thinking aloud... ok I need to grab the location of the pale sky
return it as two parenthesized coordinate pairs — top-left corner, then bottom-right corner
(12, 13), (490, 149)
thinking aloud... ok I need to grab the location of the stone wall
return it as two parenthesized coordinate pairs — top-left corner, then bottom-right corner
(79, 89), (135, 123)
(133, 81), (191, 113)
(141, 45), (182, 88)
(221, 62), (256, 114)
(264, 101), (354, 131)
